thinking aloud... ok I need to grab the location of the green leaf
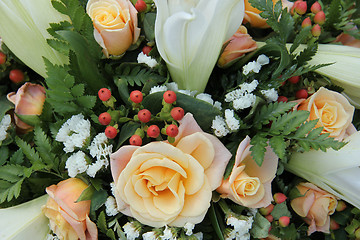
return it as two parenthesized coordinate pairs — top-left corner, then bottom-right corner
(15, 137), (43, 165)
(0, 96), (13, 120)
(77, 185), (95, 202)
(90, 189), (108, 216)
(293, 120), (318, 138)
(51, 0), (67, 14)
(0, 147), (9, 166)
(116, 122), (141, 149)
(77, 95), (96, 109)
(269, 110), (309, 135)
(0, 165), (25, 183)
(209, 203), (225, 240)
(143, 13), (156, 41)
(250, 134), (268, 166)
(290, 26), (311, 53)
(16, 114), (41, 127)
(9, 149), (24, 165)
(269, 136), (286, 159)
(71, 84), (85, 97)
(271, 202), (292, 220)
(0, 178), (25, 203)
(250, 213), (271, 239)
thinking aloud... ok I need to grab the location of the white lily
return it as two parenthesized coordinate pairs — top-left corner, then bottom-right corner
(0, 195), (50, 240)
(154, 0), (244, 92)
(285, 131), (360, 209)
(0, 0), (69, 77)
(291, 44), (360, 108)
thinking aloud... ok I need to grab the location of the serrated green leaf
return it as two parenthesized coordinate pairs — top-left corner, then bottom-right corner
(290, 26), (311, 53)
(0, 147), (9, 166)
(9, 149), (24, 165)
(51, 0), (67, 14)
(271, 202), (292, 220)
(293, 120), (318, 138)
(77, 95), (96, 109)
(0, 165), (25, 182)
(97, 211), (108, 233)
(250, 135), (268, 166)
(269, 136), (286, 159)
(15, 137), (43, 165)
(269, 110), (309, 135)
(0, 178), (24, 203)
(34, 126), (54, 166)
(47, 38), (70, 55)
(71, 84), (85, 97)
(253, 101), (297, 128)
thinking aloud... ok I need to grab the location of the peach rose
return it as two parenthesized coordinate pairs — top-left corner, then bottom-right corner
(218, 26), (257, 67)
(110, 113), (232, 227)
(217, 136), (278, 208)
(297, 87), (355, 141)
(7, 82), (46, 133)
(243, 0), (293, 28)
(42, 178), (98, 240)
(86, 0), (140, 57)
(290, 182), (338, 235)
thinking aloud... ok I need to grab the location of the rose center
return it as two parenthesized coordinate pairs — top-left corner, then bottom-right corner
(319, 103), (337, 126)
(234, 177), (260, 196)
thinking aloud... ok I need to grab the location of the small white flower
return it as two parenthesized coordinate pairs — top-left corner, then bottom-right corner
(193, 232), (203, 240)
(123, 222), (140, 240)
(65, 151), (88, 177)
(212, 116), (230, 137)
(196, 93), (214, 105)
(226, 216), (253, 236)
(225, 229), (236, 240)
(225, 109), (240, 131)
(137, 52), (158, 68)
(143, 231), (157, 240)
(225, 89), (245, 102)
(261, 88), (278, 102)
(88, 133), (112, 162)
(86, 159), (107, 178)
(236, 233), (250, 240)
(0, 114), (11, 144)
(166, 82), (179, 91)
(240, 80), (258, 93)
(184, 222), (195, 236)
(256, 54), (269, 66)
(214, 101), (222, 110)
(150, 85), (168, 94)
(55, 114), (91, 153)
(243, 61), (261, 75)
(46, 234), (60, 240)
(161, 225), (175, 240)
(110, 182), (116, 197)
(105, 196), (119, 216)
(232, 93), (257, 110)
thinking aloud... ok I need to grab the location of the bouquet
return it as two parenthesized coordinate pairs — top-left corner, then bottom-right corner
(0, 0), (360, 239)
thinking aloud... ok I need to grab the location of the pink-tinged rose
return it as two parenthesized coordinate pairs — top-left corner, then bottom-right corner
(243, 0), (294, 28)
(218, 26), (257, 67)
(297, 87), (355, 141)
(7, 82), (46, 133)
(110, 113), (232, 227)
(290, 182), (337, 235)
(334, 32), (360, 48)
(217, 136), (278, 208)
(86, 0), (141, 57)
(42, 178), (98, 240)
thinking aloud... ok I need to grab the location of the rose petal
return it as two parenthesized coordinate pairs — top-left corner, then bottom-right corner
(110, 145), (138, 184)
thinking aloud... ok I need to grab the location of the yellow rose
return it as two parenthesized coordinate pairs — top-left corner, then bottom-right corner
(291, 182), (337, 235)
(86, 0), (140, 57)
(7, 82), (46, 133)
(217, 136), (278, 208)
(110, 113), (232, 227)
(297, 87), (355, 141)
(42, 178), (98, 240)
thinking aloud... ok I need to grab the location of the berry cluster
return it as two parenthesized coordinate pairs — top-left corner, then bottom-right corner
(98, 88), (119, 139)
(277, 75), (309, 102)
(0, 51), (26, 84)
(291, 1), (326, 37)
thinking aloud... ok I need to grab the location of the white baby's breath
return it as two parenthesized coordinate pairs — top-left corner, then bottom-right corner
(105, 196), (119, 216)
(226, 216), (253, 238)
(214, 101), (222, 110)
(184, 222), (195, 236)
(55, 114), (91, 153)
(86, 159), (107, 178)
(143, 231), (157, 240)
(196, 93), (214, 105)
(150, 85), (167, 94)
(137, 52), (158, 68)
(261, 88), (278, 102)
(240, 80), (258, 93)
(123, 222), (140, 240)
(225, 109), (240, 131)
(212, 116), (230, 137)
(243, 61), (261, 75)
(88, 132), (112, 162)
(256, 54), (270, 66)
(232, 93), (257, 110)
(65, 151), (88, 177)
(0, 114), (11, 144)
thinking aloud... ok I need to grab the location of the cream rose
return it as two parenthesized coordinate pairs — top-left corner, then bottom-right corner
(42, 178), (98, 240)
(291, 182), (338, 235)
(297, 87), (355, 140)
(86, 0), (140, 57)
(110, 113), (232, 227)
(217, 136), (278, 208)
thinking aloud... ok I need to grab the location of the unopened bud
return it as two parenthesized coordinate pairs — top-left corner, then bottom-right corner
(311, 2), (322, 14)
(274, 193), (287, 204)
(311, 24), (321, 37)
(294, 1), (307, 15)
(314, 11), (326, 25)
(302, 17), (312, 28)
(259, 204), (274, 215)
(279, 216), (290, 227)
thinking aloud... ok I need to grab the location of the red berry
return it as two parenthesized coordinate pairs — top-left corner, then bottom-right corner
(330, 219), (340, 230)
(279, 216), (290, 227)
(166, 124), (179, 137)
(163, 90), (177, 104)
(98, 112), (112, 125)
(147, 125), (160, 138)
(259, 204), (274, 215)
(277, 96), (288, 103)
(142, 46), (152, 56)
(273, 193), (287, 204)
(9, 69), (24, 83)
(311, 1), (322, 14)
(135, 0), (147, 12)
(294, 1), (307, 15)
(105, 126), (118, 139)
(130, 90), (143, 103)
(129, 134), (142, 146)
(314, 11), (326, 25)
(98, 88), (111, 101)
(0, 52), (6, 65)
(265, 215), (274, 223)
(301, 17), (312, 28)
(138, 109), (151, 123)
(288, 76), (300, 84)
(311, 24), (321, 37)
(296, 89), (308, 99)
(171, 107), (185, 121)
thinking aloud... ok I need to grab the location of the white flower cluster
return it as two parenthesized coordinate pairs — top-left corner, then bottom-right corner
(55, 114), (91, 153)
(142, 231), (157, 240)
(123, 222), (141, 240)
(261, 88), (278, 102)
(196, 93), (222, 110)
(65, 151), (88, 177)
(160, 226), (174, 240)
(137, 52), (158, 68)
(226, 216), (253, 240)
(212, 109), (241, 138)
(105, 196), (119, 216)
(242, 54), (269, 75)
(0, 114), (11, 144)
(225, 80), (258, 111)
(46, 234), (60, 240)
(225, 109), (240, 131)
(87, 132), (112, 177)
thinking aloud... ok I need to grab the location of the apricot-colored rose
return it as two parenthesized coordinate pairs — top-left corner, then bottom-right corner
(291, 182), (337, 235)
(86, 0), (140, 57)
(217, 136), (278, 208)
(297, 87), (355, 141)
(42, 178), (98, 240)
(334, 32), (360, 48)
(110, 113), (232, 227)
(7, 82), (46, 133)
(243, 0), (294, 28)
(218, 26), (257, 67)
